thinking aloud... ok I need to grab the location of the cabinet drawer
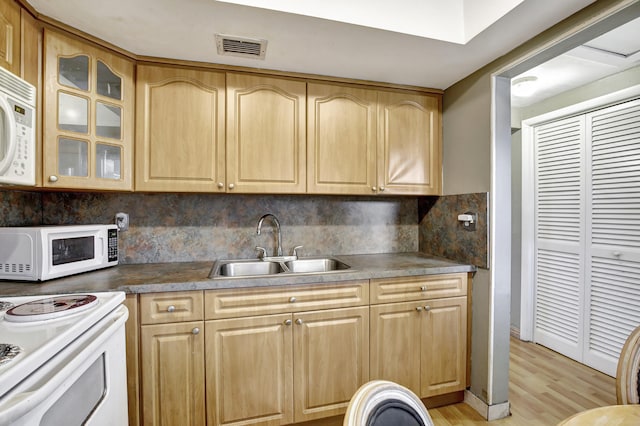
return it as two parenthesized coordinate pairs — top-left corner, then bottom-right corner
(140, 291), (204, 324)
(205, 280), (369, 319)
(370, 273), (467, 304)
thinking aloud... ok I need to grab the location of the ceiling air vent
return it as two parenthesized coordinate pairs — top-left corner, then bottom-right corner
(215, 34), (267, 60)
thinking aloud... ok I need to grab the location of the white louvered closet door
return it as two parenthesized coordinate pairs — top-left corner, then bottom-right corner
(533, 115), (586, 361)
(584, 99), (640, 376)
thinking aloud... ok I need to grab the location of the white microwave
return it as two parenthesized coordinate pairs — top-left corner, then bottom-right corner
(0, 225), (118, 281)
(0, 65), (36, 186)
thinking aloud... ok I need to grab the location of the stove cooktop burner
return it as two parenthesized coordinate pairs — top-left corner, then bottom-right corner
(5, 295), (98, 323)
(0, 343), (22, 366)
(0, 301), (14, 311)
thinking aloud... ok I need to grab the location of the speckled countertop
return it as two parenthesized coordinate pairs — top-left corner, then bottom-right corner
(0, 252), (476, 297)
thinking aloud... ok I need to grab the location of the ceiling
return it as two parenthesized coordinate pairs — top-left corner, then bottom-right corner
(512, 16), (640, 108)
(25, 0), (601, 90)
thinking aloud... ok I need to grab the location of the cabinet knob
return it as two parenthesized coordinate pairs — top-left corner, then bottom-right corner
(613, 251), (622, 258)
(289, 296), (297, 303)
(192, 327), (200, 335)
(295, 318), (303, 325)
(416, 306), (423, 312)
(217, 182), (224, 189)
(424, 305), (431, 312)
(420, 286), (427, 292)
(379, 186), (385, 192)
(167, 305), (176, 313)
(228, 183), (235, 190)
(284, 319), (292, 326)
(371, 186), (377, 192)
(48, 175), (58, 182)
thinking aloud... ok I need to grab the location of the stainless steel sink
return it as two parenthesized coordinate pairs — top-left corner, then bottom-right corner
(216, 260), (284, 277)
(210, 257), (351, 278)
(284, 258), (350, 273)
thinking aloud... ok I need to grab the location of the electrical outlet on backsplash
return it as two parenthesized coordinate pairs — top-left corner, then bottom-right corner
(418, 193), (488, 269)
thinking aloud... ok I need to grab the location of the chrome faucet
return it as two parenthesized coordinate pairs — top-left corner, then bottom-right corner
(256, 213), (283, 257)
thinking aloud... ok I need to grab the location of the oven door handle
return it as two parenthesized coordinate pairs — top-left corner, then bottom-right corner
(0, 306), (128, 424)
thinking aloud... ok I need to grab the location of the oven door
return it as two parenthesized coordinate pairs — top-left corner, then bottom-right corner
(0, 305), (129, 426)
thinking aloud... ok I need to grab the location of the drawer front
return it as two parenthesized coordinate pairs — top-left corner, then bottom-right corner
(140, 291), (204, 324)
(205, 280), (369, 319)
(370, 273), (467, 304)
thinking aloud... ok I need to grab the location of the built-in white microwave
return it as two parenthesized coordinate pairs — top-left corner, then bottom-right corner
(0, 225), (118, 281)
(0, 65), (36, 186)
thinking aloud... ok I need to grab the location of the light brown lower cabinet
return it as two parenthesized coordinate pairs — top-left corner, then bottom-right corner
(369, 273), (468, 398)
(205, 306), (369, 426)
(140, 321), (206, 426)
(131, 274), (468, 426)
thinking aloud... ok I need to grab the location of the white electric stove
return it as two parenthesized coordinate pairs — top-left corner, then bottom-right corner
(0, 291), (129, 425)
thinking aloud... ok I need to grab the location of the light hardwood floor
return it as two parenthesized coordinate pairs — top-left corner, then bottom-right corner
(428, 337), (617, 425)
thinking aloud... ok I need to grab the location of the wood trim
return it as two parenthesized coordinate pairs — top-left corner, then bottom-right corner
(123, 294), (140, 426)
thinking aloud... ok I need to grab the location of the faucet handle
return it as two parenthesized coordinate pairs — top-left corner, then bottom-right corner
(292, 245), (303, 258)
(255, 246), (267, 259)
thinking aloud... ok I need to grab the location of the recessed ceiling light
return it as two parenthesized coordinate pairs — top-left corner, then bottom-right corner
(511, 76), (538, 97)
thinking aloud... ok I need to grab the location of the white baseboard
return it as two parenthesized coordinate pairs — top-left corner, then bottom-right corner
(464, 390), (511, 421)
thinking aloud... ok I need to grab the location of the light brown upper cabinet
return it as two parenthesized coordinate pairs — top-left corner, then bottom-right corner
(0, 0), (20, 76)
(308, 83), (442, 195)
(136, 65), (225, 192)
(226, 73), (306, 193)
(43, 29), (134, 190)
(377, 90), (441, 195)
(307, 83), (378, 195)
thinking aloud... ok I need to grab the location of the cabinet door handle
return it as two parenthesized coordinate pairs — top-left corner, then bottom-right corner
(228, 183), (235, 190)
(167, 305), (176, 313)
(289, 297), (297, 303)
(48, 175), (58, 182)
(379, 186), (385, 192)
(217, 182), (224, 189)
(371, 186), (377, 192)
(295, 318), (303, 325)
(420, 286), (427, 292)
(284, 319), (292, 326)
(416, 306), (423, 312)
(424, 305), (431, 312)
(192, 327), (200, 335)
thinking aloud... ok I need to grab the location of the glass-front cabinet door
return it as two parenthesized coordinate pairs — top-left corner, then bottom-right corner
(43, 29), (134, 190)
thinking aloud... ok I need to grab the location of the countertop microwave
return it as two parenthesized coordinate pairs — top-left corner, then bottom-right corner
(0, 225), (118, 281)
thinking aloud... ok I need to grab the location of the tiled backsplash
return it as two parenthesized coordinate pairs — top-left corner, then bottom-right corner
(418, 192), (488, 268)
(0, 190), (489, 267)
(0, 190), (418, 263)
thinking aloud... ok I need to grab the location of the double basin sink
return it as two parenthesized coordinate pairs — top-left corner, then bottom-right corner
(210, 257), (351, 278)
